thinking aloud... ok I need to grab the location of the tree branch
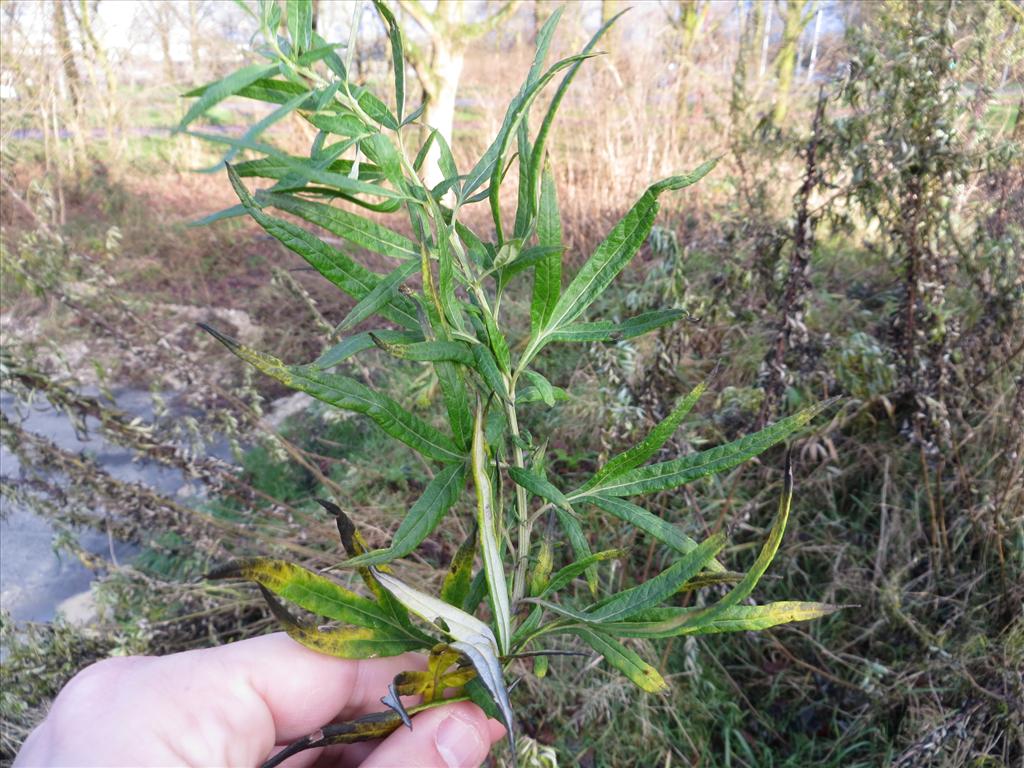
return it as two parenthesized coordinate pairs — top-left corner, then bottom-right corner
(395, 0), (436, 38)
(462, 0), (521, 41)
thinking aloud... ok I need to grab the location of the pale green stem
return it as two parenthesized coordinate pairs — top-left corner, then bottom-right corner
(507, 395), (533, 604)
(296, 51), (533, 615)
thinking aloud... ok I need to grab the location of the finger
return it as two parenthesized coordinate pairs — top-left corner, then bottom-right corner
(207, 633), (425, 741)
(359, 702), (506, 768)
(15, 632), (426, 767)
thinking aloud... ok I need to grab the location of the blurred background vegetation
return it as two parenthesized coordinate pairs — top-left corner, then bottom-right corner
(0, 1), (1021, 765)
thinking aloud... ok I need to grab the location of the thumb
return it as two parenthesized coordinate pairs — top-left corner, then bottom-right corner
(360, 702), (505, 768)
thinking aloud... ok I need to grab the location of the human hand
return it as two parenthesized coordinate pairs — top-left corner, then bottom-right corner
(15, 632), (505, 767)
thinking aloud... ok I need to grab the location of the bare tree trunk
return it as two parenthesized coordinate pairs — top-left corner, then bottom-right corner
(601, 0), (619, 25)
(401, 0), (519, 186)
(154, 4), (176, 84)
(52, 1), (82, 108)
(51, 2), (88, 178)
(74, 0), (121, 154)
(422, 42), (465, 183)
(730, 0), (756, 124)
(673, 1), (709, 123)
(76, 1), (117, 100)
(759, 3), (772, 79)
(805, 3), (822, 84)
(771, 0), (808, 126)
(49, 92), (67, 225)
(189, 1), (201, 81)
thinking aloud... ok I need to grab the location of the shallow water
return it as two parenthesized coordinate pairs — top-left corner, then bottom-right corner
(0, 389), (224, 622)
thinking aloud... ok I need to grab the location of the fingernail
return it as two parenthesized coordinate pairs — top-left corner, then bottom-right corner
(435, 710), (485, 768)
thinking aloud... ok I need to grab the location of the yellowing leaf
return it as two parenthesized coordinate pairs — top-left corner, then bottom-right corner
(568, 627), (667, 693)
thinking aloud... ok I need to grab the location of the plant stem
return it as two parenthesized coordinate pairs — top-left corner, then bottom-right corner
(507, 396), (532, 603)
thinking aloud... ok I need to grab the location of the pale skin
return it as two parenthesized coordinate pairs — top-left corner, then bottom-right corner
(15, 633), (505, 768)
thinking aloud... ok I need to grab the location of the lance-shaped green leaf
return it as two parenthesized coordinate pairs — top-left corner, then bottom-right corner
(371, 337), (475, 366)
(485, 52), (597, 241)
(548, 160), (716, 330)
(507, 466), (570, 511)
(258, 586), (427, 658)
(566, 626), (667, 693)
(556, 508), (597, 597)
(441, 523), (478, 609)
(200, 325), (463, 463)
(261, 193), (417, 262)
(183, 76), (311, 107)
(207, 557), (386, 628)
(352, 84), (399, 130)
(522, 370), (556, 407)
(541, 550), (624, 597)
(413, 127), (458, 190)
(224, 167), (419, 330)
(437, 236), (463, 334)
(369, 568), (515, 752)
(307, 111), (373, 139)
(188, 203), (247, 227)
(517, 385), (570, 406)
(483, 313), (512, 374)
(227, 146), (404, 202)
(532, 166), (565, 331)
(514, 124), (534, 241)
(464, 6), (559, 206)
(525, 8), (563, 90)
(316, 330), (423, 369)
(582, 533), (726, 623)
(413, 129), (436, 172)
(587, 495), (726, 573)
(582, 373), (712, 492)
(599, 601), (844, 639)
(511, 5), (561, 238)
(671, 452), (796, 633)
(434, 358), (473, 451)
(463, 52), (597, 203)
(525, 9), (624, 206)
(361, 133), (405, 190)
(472, 406), (512, 655)
(210, 89), (312, 169)
(279, 365), (462, 463)
(600, 454), (798, 643)
(338, 260), (419, 333)
(571, 400), (833, 499)
(549, 309), (690, 343)
(498, 245), (562, 286)
(372, 0), (405, 122)
(335, 465), (466, 569)
(530, 538), (555, 597)
(235, 154), (382, 183)
(179, 63), (279, 130)
(406, 254), (472, 450)
(522, 159), (717, 368)
(286, 0), (313, 56)
(471, 344), (510, 402)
